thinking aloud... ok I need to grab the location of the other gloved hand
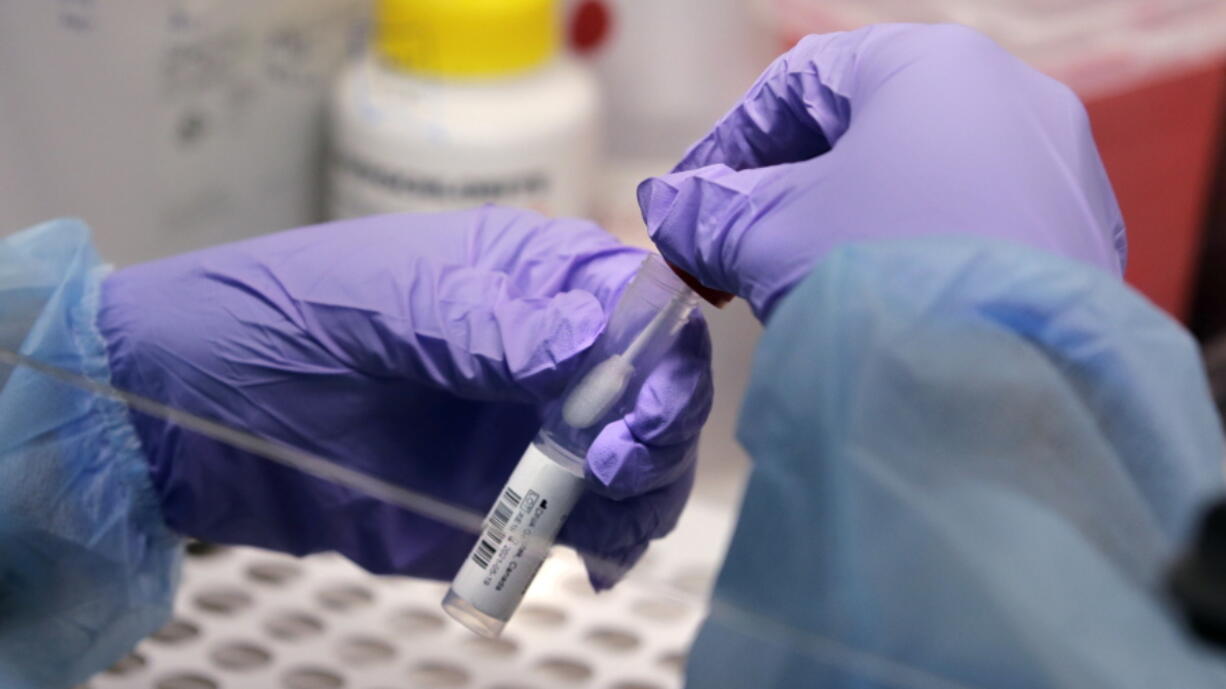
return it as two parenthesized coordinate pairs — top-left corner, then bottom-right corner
(638, 23), (1126, 321)
(99, 207), (713, 589)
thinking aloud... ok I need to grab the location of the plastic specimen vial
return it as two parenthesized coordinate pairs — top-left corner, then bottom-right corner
(442, 254), (700, 637)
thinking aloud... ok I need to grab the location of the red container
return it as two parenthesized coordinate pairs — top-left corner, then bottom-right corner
(1086, 59), (1226, 318)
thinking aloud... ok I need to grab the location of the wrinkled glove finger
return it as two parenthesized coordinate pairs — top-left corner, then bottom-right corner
(466, 206), (648, 306)
(560, 460), (696, 590)
(189, 207), (640, 403)
(637, 163), (797, 316)
(584, 314), (713, 498)
(673, 24), (1057, 173)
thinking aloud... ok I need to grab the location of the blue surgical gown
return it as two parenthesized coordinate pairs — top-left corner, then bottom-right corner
(688, 238), (1226, 688)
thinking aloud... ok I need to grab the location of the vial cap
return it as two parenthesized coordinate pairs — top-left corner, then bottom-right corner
(666, 260), (734, 308)
(376, 0), (559, 79)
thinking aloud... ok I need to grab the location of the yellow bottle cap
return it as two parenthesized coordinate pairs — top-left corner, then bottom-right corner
(375, 0), (559, 79)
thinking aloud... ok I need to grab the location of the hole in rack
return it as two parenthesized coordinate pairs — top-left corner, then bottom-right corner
(629, 596), (688, 623)
(316, 583), (374, 611)
(282, 666), (345, 689)
(210, 641), (273, 671)
(657, 651), (686, 674)
(336, 635), (397, 666)
(406, 661), (470, 687)
(671, 566), (713, 595)
(151, 619), (201, 645)
(461, 635), (519, 658)
(155, 673), (219, 689)
(264, 610), (326, 641)
(247, 561), (303, 586)
(185, 541), (227, 559)
(561, 574), (596, 597)
(105, 652), (147, 675)
(382, 575), (448, 596)
(584, 626), (641, 653)
(194, 587), (253, 616)
(635, 548), (662, 571)
(532, 657), (593, 684)
(386, 607), (445, 635)
(516, 604), (566, 628)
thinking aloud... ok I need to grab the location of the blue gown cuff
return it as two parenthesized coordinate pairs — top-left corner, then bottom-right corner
(0, 218), (182, 689)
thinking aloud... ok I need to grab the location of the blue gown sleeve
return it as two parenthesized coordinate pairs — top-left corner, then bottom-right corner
(0, 219), (181, 689)
(688, 237), (1226, 688)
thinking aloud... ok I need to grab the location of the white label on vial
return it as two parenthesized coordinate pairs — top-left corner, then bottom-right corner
(451, 443), (585, 622)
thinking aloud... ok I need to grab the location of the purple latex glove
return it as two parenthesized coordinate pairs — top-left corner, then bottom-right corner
(638, 24), (1127, 321)
(98, 207), (712, 589)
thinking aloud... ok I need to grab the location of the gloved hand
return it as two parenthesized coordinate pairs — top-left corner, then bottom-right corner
(638, 23), (1126, 321)
(99, 206), (712, 589)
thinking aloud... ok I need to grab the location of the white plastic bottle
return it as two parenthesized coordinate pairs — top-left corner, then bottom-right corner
(327, 0), (599, 219)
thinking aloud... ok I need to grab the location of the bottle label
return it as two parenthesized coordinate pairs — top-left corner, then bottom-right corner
(329, 152), (557, 216)
(451, 443), (585, 622)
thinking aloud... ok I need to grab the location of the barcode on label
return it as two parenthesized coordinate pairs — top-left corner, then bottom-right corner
(490, 487), (522, 531)
(471, 487), (525, 570)
(503, 486), (523, 508)
(472, 527), (504, 569)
